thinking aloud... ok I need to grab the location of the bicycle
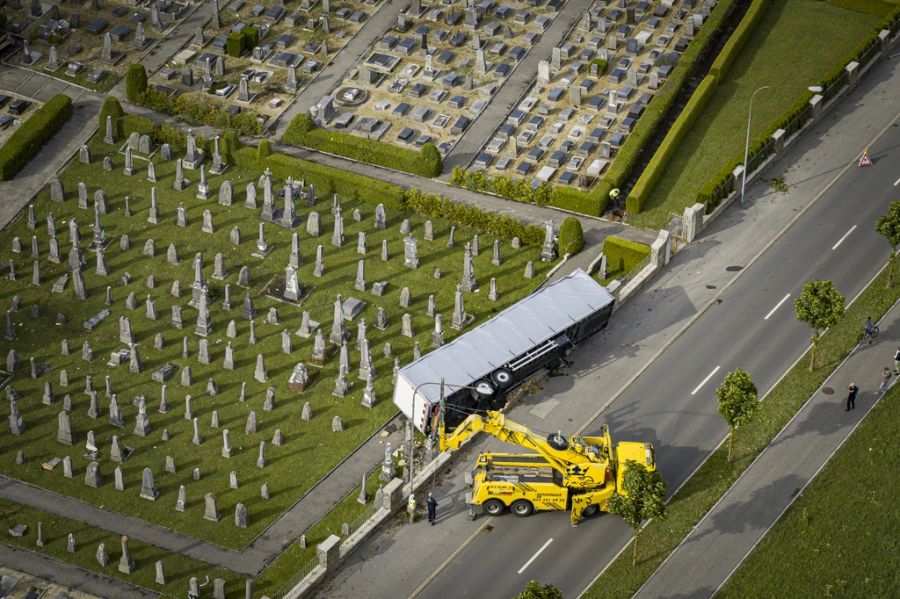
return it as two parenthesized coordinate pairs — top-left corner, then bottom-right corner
(861, 325), (880, 345)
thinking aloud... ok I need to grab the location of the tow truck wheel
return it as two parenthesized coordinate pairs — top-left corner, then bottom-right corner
(483, 499), (505, 516)
(511, 499), (534, 517)
(491, 368), (514, 389)
(582, 504), (599, 518)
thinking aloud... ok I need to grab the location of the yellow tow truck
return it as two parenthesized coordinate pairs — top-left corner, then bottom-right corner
(439, 411), (655, 525)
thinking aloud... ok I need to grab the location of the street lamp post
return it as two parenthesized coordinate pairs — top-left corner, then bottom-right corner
(741, 85), (824, 207)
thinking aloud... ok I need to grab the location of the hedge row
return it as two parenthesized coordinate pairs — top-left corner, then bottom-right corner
(550, 186), (605, 216)
(697, 4), (900, 212)
(591, 0), (740, 209)
(0, 94), (73, 181)
(602, 236), (651, 278)
(831, 0), (897, 17)
(284, 114), (442, 178)
(708, 0), (771, 79)
(627, 74), (719, 214)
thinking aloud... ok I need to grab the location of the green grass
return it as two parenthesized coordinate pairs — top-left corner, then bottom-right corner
(48, 68), (121, 94)
(0, 132), (550, 553)
(584, 267), (899, 598)
(0, 498), (242, 596)
(718, 384), (900, 598)
(630, 0), (879, 229)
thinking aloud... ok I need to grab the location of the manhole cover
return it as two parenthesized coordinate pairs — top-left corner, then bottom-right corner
(726, 265), (744, 272)
(822, 387), (834, 395)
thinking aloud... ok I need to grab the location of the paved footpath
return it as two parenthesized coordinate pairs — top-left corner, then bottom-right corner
(636, 302), (900, 599)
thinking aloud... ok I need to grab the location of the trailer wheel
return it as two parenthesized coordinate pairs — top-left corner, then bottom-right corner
(582, 504), (599, 518)
(491, 368), (514, 389)
(471, 379), (496, 399)
(483, 499), (505, 516)
(511, 499), (534, 517)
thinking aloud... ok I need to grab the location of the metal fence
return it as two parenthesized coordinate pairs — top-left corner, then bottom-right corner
(269, 556), (320, 599)
(345, 500), (379, 538)
(821, 70), (849, 104)
(857, 40), (882, 70)
(613, 252), (653, 297)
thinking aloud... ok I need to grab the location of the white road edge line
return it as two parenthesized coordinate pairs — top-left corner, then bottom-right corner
(764, 293), (791, 321)
(894, 176), (900, 186)
(831, 224), (857, 250)
(691, 366), (721, 396)
(517, 538), (553, 575)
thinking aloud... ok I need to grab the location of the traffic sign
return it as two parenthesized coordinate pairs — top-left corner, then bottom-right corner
(858, 148), (873, 168)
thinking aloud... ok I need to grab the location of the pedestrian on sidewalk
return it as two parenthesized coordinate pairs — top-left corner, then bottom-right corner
(426, 491), (438, 525)
(407, 494), (417, 524)
(893, 347), (900, 374)
(879, 368), (891, 394)
(846, 383), (859, 411)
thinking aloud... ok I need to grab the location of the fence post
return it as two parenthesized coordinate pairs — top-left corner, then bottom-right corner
(650, 230), (671, 267)
(683, 203), (705, 243)
(771, 128), (786, 155)
(878, 29), (890, 55)
(809, 94), (824, 120)
(845, 61), (860, 88)
(317, 534), (341, 571)
(382, 477), (404, 511)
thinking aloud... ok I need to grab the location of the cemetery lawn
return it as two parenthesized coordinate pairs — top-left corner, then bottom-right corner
(584, 267), (899, 598)
(0, 497), (243, 596)
(717, 383), (900, 598)
(629, 0), (880, 229)
(0, 132), (551, 551)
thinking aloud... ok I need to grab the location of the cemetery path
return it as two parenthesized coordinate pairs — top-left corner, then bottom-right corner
(271, 0), (408, 138)
(441, 0), (595, 174)
(1, 543), (158, 599)
(0, 475), (255, 574)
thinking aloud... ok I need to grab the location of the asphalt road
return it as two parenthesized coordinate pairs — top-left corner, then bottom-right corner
(413, 117), (900, 598)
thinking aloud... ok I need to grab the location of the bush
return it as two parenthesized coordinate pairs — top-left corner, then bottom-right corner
(602, 236), (651, 277)
(221, 129), (241, 162)
(558, 217), (585, 255)
(226, 32), (243, 57)
(450, 165), (554, 207)
(627, 74), (719, 214)
(283, 114), (442, 178)
(0, 94), (72, 181)
(125, 63), (148, 102)
(138, 87), (262, 136)
(589, 58), (608, 75)
(98, 97), (124, 133)
(709, 0), (771, 79)
(257, 139), (271, 160)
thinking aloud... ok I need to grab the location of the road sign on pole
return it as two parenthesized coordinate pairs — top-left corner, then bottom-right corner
(858, 148), (873, 168)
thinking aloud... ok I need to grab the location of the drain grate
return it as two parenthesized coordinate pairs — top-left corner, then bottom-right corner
(822, 387), (834, 395)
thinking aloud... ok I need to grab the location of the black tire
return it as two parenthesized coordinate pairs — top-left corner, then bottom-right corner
(491, 368), (514, 389)
(471, 379), (496, 399)
(483, 498), (505, 516)
(511, 499), (534, 517)
(582, 504), (599, 518)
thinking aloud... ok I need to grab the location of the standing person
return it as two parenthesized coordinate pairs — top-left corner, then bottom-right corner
(893, 347), (900, 374)
(426, 491), (438, 525)
(846, 383), (859, 411)
(879, 368), (891, 394)
(865, 317), (876, 344)
(407, 494), (417, 524)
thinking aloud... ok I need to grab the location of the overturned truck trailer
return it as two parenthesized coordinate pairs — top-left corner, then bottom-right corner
(394, 269), (615, 433)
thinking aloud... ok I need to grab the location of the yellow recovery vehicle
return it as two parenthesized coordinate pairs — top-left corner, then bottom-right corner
(438, 411), (656, 525)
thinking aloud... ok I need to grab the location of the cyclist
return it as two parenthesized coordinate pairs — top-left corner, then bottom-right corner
(864, 317), (877, 344)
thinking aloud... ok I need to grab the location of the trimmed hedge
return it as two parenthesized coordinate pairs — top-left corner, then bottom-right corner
(602, 236), (651, 277)
(709, 0), (771, 79)
(98, 97), (124, 136)
(125, 63), (148, 102)
(831, 0), (896, 17)
(551, 187), (604, 216)
(593, 0), (739, 210)
(0, 94), (73, 181)
(558, 217), (585, 255)
(284, 114), (442, 178)
(221, 129), (241, 162)
(627, 74), (719, 214)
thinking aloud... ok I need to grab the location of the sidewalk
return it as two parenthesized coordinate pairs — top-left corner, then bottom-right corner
(635, 301), (900, 599)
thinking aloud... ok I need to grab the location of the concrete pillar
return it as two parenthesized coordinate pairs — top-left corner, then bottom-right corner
(683, 203), (705, 243)
(732, 164), (745, 183)
(316, 534), (341, 570)
(845, 61), (859, 88)
(650, 230), (671, 267)
(381, 477), (404, 511)
(878, 29), (890, 54)
(771, 128), (786, 154)
(809, 94), (824, 120)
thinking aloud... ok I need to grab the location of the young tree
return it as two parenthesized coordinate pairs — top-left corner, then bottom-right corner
(716, 369), (759, 463)
(794, 279), (845, 371)
(124, 63), (148, 103)
(516, 581), (563, 599)
(558, 217), (585, 255)
(606, 460), (667, 569)
(875, 201), (900, 288)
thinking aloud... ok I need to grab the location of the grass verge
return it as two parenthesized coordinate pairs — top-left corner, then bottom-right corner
(584, 266), (899, 598)
(718, 383), (900, 597)
(630, 0), (879, 229)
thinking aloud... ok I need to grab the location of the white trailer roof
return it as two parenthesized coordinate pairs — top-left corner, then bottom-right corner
(396, 268), (613, 405)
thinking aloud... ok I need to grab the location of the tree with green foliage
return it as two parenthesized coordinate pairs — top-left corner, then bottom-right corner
(257, 139), (271, 161)
(516, 580), (564, 599)
(558, 217), (584, 255)
(875, 201), (900, 288)
(98, 97), (124, 132)
(606, 460), (667, 569)
(220, 129), (241, 162)
(716, 369), (759, 463)
(794, 279), (845, 371)
(418, 142), (443, 177)
(125, 63), (148, 102)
